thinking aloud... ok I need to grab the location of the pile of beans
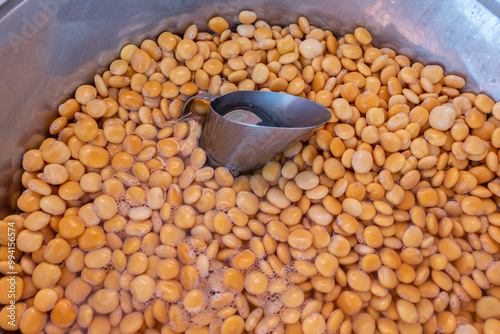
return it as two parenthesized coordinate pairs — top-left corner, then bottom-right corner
(1, 9), (500, 334)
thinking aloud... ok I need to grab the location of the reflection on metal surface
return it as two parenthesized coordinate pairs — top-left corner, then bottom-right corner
(0, 0), (499, 216)
(223, 108), (273, 126)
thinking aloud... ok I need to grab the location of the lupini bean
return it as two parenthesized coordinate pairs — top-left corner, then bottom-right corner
(299, 39), (323, 59)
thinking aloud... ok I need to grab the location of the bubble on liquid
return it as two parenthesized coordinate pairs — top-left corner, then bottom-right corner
(215, 205), (230, 214)
(102, 261), (113, 273)
(186, 236), (209, 257)
(116, 228), (127, 239)
(225, 165), (240, 179)
(117, 200), (131, 217)
(142, 194), (150, 207)
(283, 261), (295, 275)
(170, 204), (179, 217)
(143, 298), (154, 310)
(182, 242), (310, 325)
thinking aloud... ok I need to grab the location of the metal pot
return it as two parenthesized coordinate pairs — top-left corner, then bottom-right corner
(0, 0), (499, 217)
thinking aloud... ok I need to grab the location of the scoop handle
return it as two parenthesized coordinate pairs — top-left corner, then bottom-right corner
(182, 93), (218, 116)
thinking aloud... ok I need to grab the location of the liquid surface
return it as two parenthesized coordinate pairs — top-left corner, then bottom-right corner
(220, 104), (277, 127)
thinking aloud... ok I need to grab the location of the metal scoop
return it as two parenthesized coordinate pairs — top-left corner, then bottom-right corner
(183, 91), (332, 173)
